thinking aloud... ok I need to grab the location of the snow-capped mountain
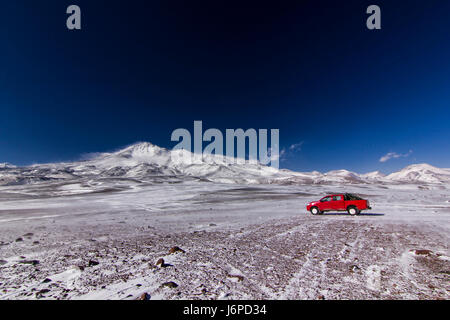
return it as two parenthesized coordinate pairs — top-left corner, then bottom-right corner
(317, 170), (364, 184)
(0, 142), (449, 186)
(385, 163), (450, 184)
(362, 171), (387, 180)
(0, 163), (15, 169)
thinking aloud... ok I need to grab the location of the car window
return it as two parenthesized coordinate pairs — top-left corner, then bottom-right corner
(333, 195), (343, 201)
(321, 196), (332, 202)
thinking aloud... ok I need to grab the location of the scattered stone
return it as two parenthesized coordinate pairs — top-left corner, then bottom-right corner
(155, 258), (172, 268)
(0, 260), (7, 265)
(209, 223), (217, 227)
(36, 288), (50, 297)
(137, 292), (151, 300)
(15, 237), (23, 242)
(33, 241), (40, 245)
(318, 295), (325, 300)
(42, 278), (52, 284)
(23, 233), (34, 238)
(169, 246), (185, 254)
(78, 265), (85, 271)
(88, 260), (99, 267)
(161, 281), (179, 289)
(228, 274), (244, 282)
(413, 249), (433, 256)
(20, 260), (40, 266)
(349, 265), (361, 272)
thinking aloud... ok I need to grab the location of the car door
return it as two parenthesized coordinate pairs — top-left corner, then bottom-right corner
(332, 195), (345, 210)
(320, 196), (333, 211)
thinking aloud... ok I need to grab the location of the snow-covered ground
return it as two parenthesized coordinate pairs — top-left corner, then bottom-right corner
(0, 181), (448, 300)
(0, 143), (449, 300)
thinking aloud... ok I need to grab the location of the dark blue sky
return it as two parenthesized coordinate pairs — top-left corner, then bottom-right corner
(1, 0), (450, 173)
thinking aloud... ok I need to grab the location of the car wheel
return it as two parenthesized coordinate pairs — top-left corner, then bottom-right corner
(347, 206), (358, 216)
(310, 207), (320, 215)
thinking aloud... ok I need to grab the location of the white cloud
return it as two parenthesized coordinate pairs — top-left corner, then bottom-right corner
(270, 141), (304, 162)
(79, 152), (105, 161)
(379, 150), (413, 163)
(289, 141), (304, 152)
(268, 147), (286, 162)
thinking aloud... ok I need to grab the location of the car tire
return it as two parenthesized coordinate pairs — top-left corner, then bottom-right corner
(310, 207), (320, 215)
(347, 206), (358, 216)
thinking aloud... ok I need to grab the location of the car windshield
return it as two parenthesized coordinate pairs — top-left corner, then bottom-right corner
(321, 196), (332, 202)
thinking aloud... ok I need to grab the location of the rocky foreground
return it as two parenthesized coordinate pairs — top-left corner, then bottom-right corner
(0, 213), (448, 300)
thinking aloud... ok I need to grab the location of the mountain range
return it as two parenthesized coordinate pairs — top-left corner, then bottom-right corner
(1, 142), (449, 186)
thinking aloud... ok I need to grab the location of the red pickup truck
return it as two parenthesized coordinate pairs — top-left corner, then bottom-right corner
(306, 193), (371, 216)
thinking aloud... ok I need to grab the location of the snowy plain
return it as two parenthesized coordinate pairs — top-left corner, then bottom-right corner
(0, 143), (449, 300)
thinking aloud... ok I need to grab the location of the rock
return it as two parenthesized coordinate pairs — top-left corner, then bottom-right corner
(209, 223), (217, 227)
(36, 288), (50, 297)
(137, 292), (151, 300)
(161, 281), (179, 289)
(156, 258), (165, 266)
(23, 233), (34, 238)
(349, 265), (360, 272)
(33, 241), (40, 245)
(228, 274), (244, 282)
(413, 249), (433, 255)
(15, 237), (23, 242)
(20, 260), (40, 266)
(88, 260), (99, 267)
(0, 260), (7, 265)
(318, 295), (325, 300)
(42, 278), (52, 283)
(169, 246), (185, 254)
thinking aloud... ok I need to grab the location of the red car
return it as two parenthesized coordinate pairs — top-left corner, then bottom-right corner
(306, 193), (371, 216)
